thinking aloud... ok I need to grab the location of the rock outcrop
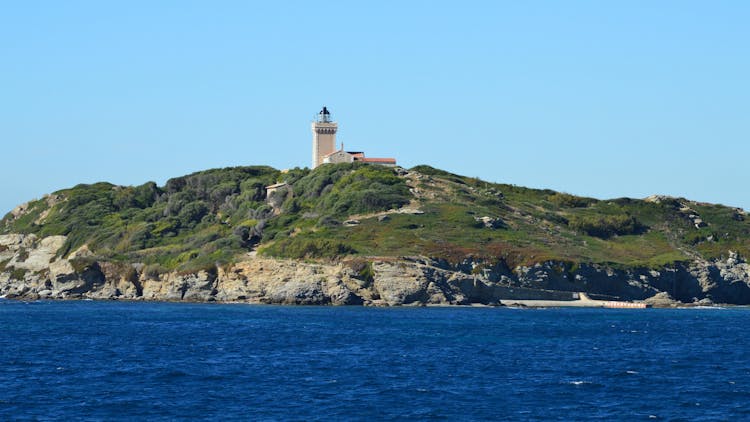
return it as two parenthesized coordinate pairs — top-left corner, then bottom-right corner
(2, 233), (750, 306)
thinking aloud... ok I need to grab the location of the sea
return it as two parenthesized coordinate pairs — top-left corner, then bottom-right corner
(1, 301), (748, 421)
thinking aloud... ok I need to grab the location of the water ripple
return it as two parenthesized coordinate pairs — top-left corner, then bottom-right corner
(1, 302), (749, 420)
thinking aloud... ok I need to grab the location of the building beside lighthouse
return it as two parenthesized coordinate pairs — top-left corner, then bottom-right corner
(311, 107), (396, 169)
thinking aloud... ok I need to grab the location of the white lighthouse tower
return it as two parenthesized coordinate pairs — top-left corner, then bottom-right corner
(311, 106), (337, 169)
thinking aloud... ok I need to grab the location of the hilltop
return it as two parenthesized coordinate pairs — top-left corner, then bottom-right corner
(2, 163), (749, 305)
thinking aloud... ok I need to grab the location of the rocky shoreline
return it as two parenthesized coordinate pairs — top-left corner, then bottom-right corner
(2, 233), (750, 306)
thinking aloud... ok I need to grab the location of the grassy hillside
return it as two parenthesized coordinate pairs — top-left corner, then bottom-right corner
(3, 163), (749, 273)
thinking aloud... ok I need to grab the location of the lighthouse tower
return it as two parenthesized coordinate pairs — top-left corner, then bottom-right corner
(311, 106), (337, 169)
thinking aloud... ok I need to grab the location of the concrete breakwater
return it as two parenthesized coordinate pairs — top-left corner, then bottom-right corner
(1, 233), (750, 306)
(500, 293), (650, 308)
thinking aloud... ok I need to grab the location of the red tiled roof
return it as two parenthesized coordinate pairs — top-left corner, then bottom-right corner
(360, 157), (396, 163)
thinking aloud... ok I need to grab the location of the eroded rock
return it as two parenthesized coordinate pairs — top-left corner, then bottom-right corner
(3, 233), (750, 306)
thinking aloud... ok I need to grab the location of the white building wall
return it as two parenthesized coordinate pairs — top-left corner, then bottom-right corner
(323, 150), (355, 164)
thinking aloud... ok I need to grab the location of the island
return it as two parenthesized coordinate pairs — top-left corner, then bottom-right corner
(1, 163), (749, 306)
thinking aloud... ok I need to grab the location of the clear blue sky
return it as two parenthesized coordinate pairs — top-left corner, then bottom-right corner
(2, 1), (748, 214)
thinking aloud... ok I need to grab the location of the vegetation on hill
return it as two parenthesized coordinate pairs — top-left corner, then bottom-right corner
(3, 163), (749, 273)
(2, 166), (282, 273)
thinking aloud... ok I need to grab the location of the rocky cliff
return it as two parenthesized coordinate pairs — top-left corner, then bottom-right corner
(3, 233), (749, 306)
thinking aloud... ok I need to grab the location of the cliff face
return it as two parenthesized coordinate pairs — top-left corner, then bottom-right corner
(2, 233), (750, 306)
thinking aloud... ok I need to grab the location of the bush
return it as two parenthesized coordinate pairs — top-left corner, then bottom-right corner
(177, 201), (209, 227)
(152, 218), (181, 237)
(164, 191), (196, 216)
(263, 237), (356, 259)
(317, 166), (411, 216)
(318, 215), (340, 228)
(10, 267), (27, 280)
(568, 214), (644, 238)
(121, 223), (154, 250)
(348, 260), (374, 285)
(239, 178), (268, 202)
(69, 257), (98, 273)
(143, 263), (164, 279)
(548, 193), (596, 208)
(113, 182), (160, 210)
(543, 212), (569, 226)
(209, 181), (239, 207)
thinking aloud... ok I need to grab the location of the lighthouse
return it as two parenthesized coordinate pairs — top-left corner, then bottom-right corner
(311, 106), (338, 168)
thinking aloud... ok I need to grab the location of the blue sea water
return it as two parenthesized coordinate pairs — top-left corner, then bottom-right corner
(1, 301), (749, 421)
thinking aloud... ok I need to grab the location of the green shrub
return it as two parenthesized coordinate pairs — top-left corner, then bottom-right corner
(347, 260), (374, 285)
(113, 182), (160, 210)
(10, 267), (27, 280)
(543, 212), (569, 226)
(318, 215), (340, 228)
(358, 261), (375, 283)
(684, 230), (717, 246)
(152, 218), (181, 237)
(548, 193), (596, 208)
(177, 201), (209, 228)
(143, 263), (164, 279)
(262, 237), (356, 259)
(124, 223), (155, 250)
(175, 249), (232, 275)
(239, 178), (266, 195)
(318, 166), (410, 216)
(1, 199), (49, 233)
(69, 257), (98, 273)
(568, 214), (644, 238)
